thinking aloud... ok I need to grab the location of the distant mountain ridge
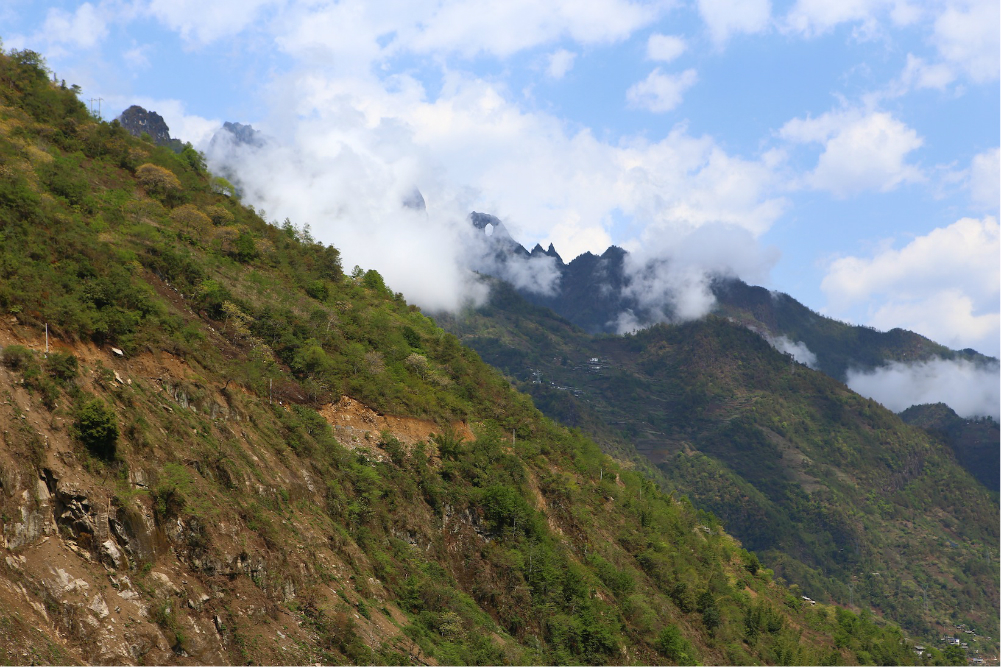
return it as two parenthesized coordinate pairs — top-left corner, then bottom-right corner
(465, 215), (997, 381)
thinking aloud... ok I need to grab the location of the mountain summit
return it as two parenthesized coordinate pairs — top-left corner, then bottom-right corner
(117, 104), (174, 146)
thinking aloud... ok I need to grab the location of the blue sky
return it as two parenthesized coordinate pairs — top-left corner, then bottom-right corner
(3, 0), (999, 361)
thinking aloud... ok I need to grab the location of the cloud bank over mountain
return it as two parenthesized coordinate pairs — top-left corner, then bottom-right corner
(847, 358), (1001, 420)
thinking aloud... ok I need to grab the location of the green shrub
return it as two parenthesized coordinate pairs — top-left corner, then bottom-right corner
(305, 280), (329, 302)
(46, 351), (78, 382)
(1, 344), (33, 370)
(656, 624), (695, 663)
(76, 397), (118, 460)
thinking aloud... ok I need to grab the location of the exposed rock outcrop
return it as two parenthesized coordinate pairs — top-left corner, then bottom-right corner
(117, 105), (173, 146)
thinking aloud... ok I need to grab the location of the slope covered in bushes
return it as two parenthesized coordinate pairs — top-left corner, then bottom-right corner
(0, 47), (940, 665)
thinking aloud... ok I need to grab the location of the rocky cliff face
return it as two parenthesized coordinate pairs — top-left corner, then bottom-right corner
(117, 106), (173, 146)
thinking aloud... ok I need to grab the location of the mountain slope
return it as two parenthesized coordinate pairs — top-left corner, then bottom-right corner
(435, 278), (1000, 650)
(899, 403), (1000, 490)
(0, 47), (926, 666)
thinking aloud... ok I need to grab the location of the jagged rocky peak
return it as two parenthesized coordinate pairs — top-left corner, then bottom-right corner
(402, 187), (426, 212)
(469, 211), (502, 231)
(545, 243), (564, 264)
(117, 105), (173, 146)
(217, 121), (265, 148)
(468, 211), (530, 257)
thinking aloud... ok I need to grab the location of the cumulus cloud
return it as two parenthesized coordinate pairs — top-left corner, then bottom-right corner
(206, 125), (492, 312)
(7, 2), (113, 56)
(646, 34), (687, 62)
(269, 0), (663, 68)
(546, 49), (577, 79)
(781, 0), (997, 86)
(847, 358), (1000, 419)
(822, 216), (1000, 355)
(784, 0), (886, 36)
(933, 0), (1000, 83)
(897, 53), (956, 91)
(613, 223), (781, 331)
(969, 147), (1000, 210)
(779, 109), (924, 196)
(200, 66), (786, 313)
(626, 68), (698, 112)
(146, 0), (282, 45)
(40, 3), (109, 50)
(698, 0), (771, 44)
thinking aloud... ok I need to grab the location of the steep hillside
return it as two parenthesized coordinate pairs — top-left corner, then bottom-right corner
(899, 404), (1000, 491)
(0, 48), (929, 666)
(436, 279), (1000, 652)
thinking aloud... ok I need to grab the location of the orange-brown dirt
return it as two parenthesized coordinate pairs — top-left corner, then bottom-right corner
(319, 395), (474, 462)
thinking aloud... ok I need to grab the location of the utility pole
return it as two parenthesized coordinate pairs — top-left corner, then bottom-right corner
(89, 97), (104, 119)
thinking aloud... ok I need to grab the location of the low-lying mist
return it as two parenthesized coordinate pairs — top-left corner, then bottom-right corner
(847, 357), (1001, 421)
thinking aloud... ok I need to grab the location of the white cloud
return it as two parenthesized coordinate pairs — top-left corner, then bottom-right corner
(199, 66), (786, 311)
(698, 0), (771, 44)
(614, 223), (781, 330)
(783, 0), (922, 37)
(785, 0), (886, 36)
(780, 109), (923, 196)
(847, 358), (1000, 419)
(822, 216), (1000, 354)
(146, 0), (282, 45)
(40, 3), (109, 50)
(933, 0), (1000, 82)
(867, 289), (1000, 351)
(646, 33), (686, 62)
(781, 0), (996, 86)
(122, 44), (152, 70)
(969, 148), (1000, 210)
(897, 53), (956, 91)
(765, 333), (818, 367)
(271, 0), (665, 68)
(626, 68), (698, 112)
(546, 49), (577, 79)
(405, 0), (663, 58)
(7, 2), (113, 56)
